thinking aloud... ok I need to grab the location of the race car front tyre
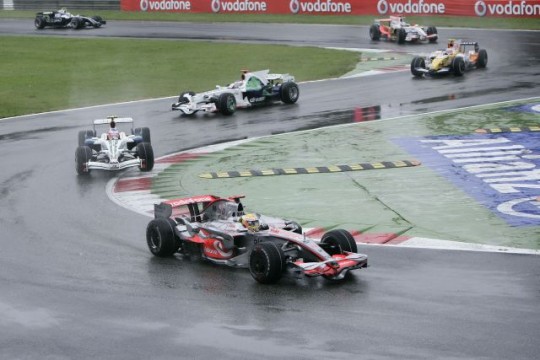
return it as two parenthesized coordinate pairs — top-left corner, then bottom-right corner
(75, 146), (93, 175)
(134, 127), (151, 143)
(146, 218), (179, 257)
(284, 221), (303, 234)
(320, 229), (358, 255)
(280, 82), (299, 104)
(136, 142), (154, 171)
(78, 129), (95, 146)
(410, 56), (426, 78)
(34, 17), (46, 29)
(397, 28), (407, 44)
(477, 49), (488, 68)
(92, 16), (103, 27)
(369, 24), (381, 41)
(71, 17), (81, 29)
(249, 242), (285, 284)
(217, 93), (236, 116)
(426, 26), (438, 43)
(452, 57), (465, 76)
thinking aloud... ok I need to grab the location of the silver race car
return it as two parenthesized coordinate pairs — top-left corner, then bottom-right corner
(75, 116), (154, 175)
(172, 69), (300, 116)
(34, 8), (106, 30)
(146, 195), (368, 284)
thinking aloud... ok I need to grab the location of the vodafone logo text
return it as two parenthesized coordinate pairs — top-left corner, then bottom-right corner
(139, 0), (191, 11)
(474, 1), (540, 16)
(211, 0), (267, 13)
(289, 0), (352, 14)
(377, 0), (445, 15)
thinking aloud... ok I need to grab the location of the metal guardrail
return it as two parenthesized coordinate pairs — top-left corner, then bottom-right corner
(6, 0), (120, 11)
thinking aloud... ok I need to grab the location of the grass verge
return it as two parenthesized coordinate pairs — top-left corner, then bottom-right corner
(0, 36), (358, 118)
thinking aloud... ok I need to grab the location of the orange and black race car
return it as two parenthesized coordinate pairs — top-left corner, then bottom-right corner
(411, 39), (488, 77)
(146, 195), (368, 284)
(369, 15), (437, 44)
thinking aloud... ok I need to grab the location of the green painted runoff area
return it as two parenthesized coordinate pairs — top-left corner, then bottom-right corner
(150, 98), (540, 249)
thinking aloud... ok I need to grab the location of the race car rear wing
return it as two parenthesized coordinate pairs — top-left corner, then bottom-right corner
(93, 117), (133, 125)
(157, 194), (245, 222)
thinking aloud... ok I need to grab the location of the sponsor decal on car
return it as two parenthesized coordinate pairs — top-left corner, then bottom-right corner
(394, 132), (540, 226)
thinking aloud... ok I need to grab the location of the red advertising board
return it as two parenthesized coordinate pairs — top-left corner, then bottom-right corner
(121, 0), (540, 17)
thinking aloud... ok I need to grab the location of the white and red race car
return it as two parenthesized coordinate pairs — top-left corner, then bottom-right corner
(369, 15), (438, 44)
(146, 195), (368, 284)
(172, 69), (299, 116)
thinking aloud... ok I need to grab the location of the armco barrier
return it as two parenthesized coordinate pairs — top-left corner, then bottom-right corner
(122, 0), (540, 18)
(7, 0), (120, 10)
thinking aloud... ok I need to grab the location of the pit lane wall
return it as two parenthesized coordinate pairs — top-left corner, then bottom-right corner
(122, 0), (540, 18)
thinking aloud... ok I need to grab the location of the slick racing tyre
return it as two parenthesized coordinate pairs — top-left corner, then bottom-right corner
(91, 16), (103, 27)
(369, 24), (381, 41)
(452, 57), (465, 76)
(280, 82), (299, 104)
(78, 129), (95, 146)
(217, 92), (236, 116)
(146, 218), (179, 257)
(410, 56), (426, 78)
(34, 16), (46, 29)
(397, 28), (407, 44)
(70, 17), (82, 29)
(249, 242), (285, 284)
(426, 26), (438, 43)
(75, 146), (93, 175)
(133, 127), (151, 143)
(477, 49), (488, 68)
(284, 221), (302, 234)
(136, 142), (154, 171)
(320, 229), (358, 255)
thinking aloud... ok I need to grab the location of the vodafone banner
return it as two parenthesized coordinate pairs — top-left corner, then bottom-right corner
(121, 0), (540, 17)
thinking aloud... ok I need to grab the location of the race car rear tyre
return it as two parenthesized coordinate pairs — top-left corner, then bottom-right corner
(78, 129), (95, 146)
(320, 229), (358, 255)
(477, 49), (488, 68)
(146, 218), (179, 257)
(217, 93), (236, 115)
(426, 26), (438, 43)
(136, 142), (154, 172)
(452, 57), (465, 76)
(134, 127), (151, 143)
(369, 24), (381, 41)
(75, 146), (93, 175)
(397, 28), (407, 44)
(34, 17), (46, 29)
(411, 56), (426, 78)
(280, 82), (299, 104)
(249, 242), (285, 284)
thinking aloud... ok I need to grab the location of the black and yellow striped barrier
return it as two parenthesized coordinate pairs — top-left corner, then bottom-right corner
(475, 126), (540, 134)
(199, 160), (421, 179)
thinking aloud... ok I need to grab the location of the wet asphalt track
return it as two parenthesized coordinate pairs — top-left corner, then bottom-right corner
(1, 20), (539, 359)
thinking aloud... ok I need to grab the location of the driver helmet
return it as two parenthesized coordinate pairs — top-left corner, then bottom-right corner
(108, 120), (119, 139)
(241, 213), (260, 232)
(447, 39), (455, 49)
